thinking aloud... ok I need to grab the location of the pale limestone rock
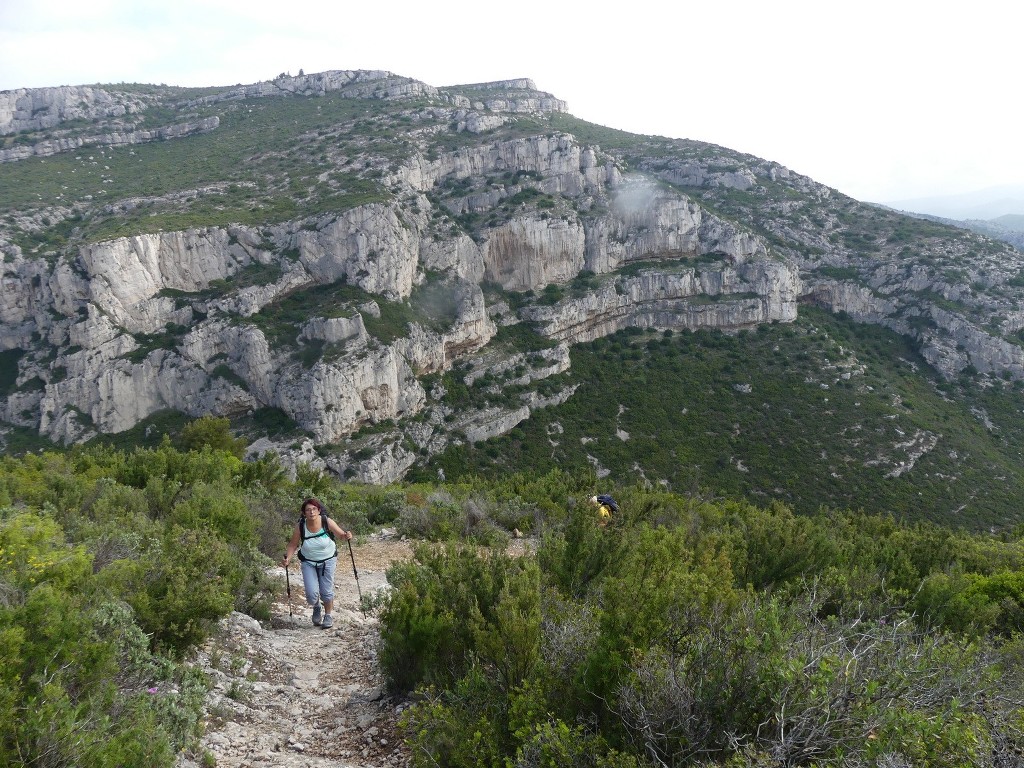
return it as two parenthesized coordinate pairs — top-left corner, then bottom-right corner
(75, 229), (247, 332)
(0, 85), (142, 135)
(0, 252), (54, 349)
(522, 261), (800, 344)
(300, 315), (368, 347)
(585, 178), (766, 274)
(460, 405), (532, 443)
(453, 112), (508, 134)
(38, 347), (256, 443)
(395, 284), (496, 375)
(804, 279), (898, 323)
(0, 118), (220, 163)
(394, 134), (611, 197)
(246, 437), (326, 481)
(274, 348), (426, 443)
(484, 217), (585, 291)
(297, 205), (423, 299)
(924, 307), (1024, 379)
(210, 261), (311, 318)
(520, 384), (579, 410)
(419, 232), (485, 283)
(186, 70), (435, 107)
(345, 441), (418, 485)
(0, 390), (42, 428)
(62, 328), (138, 379)
(68, 305), (123, 349)
(464, 344), (570, 388)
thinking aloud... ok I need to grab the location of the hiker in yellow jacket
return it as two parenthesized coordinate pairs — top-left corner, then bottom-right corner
(590, 494), (618, 528)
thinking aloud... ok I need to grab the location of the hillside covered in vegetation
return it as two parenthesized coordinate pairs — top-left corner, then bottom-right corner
(3, 70), (1024, 533)
(2, 433), (1024, 766)
(421, 305), (1024, 531)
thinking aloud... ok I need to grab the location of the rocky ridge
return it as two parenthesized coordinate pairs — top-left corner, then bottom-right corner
(634, 151), (1024, 382)
(2, 69), (1023, 486)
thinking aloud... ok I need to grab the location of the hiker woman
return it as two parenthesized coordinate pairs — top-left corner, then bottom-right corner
(281, 497), (353, 629)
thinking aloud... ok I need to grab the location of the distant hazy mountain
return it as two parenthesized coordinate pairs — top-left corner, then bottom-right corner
(885, 184), (1024, 220)
(881, 206), (1024, 251)
(926, 216), (1024, 251)
(994, 214), (1024, 233)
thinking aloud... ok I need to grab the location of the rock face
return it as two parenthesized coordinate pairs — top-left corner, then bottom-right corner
(4, 68), (1020, 484)
(523, 261), (800, 344)
(0, 118), (220, 163)
(484, 217), (585, 291)
(0, 85), (146, 134)
(185, 69), (437, 106)
(0, 123), (788, 472)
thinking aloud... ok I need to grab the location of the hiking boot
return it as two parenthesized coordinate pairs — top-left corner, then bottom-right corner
(321, 614), (333, 629)
(312, 603), (322, 626)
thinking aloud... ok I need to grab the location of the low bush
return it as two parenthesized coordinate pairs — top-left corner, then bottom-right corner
(0, 513), (207, 766)
(382, 484), (1024, 767)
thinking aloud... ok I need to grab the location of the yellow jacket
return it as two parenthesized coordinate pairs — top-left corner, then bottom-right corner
(590, 496), (613, 527)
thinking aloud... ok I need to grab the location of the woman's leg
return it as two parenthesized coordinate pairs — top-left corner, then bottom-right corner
(318, 557), (337, 618)
(300, 560), (320, 606)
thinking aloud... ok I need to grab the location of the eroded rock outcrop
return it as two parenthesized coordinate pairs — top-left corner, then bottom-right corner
(523, 261), (800, 344)
(0, 85), (147, 135)
(0, 118), (220, 163)
(0, 90), (804, 479)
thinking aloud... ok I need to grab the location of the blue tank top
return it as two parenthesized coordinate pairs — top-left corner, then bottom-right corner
(299, 521), (337, 562)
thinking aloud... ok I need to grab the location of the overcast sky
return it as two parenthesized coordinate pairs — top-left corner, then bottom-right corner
(2, 0), (1020, 205)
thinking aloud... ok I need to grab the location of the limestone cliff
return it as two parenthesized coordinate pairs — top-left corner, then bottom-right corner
(2, 68), (1021, 486)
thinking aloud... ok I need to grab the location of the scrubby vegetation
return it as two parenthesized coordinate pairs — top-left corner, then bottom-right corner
(0, 418), (557, 765)
(0, 433), (280, 764)
(0, 92), (394, 246)
(423, 306), (1024, 532)
(0, 420), (364, 765)
(380, 486), (1024, 767)
(4, 417), (1024, 766)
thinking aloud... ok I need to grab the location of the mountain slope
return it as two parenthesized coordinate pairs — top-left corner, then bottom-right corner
(419, 306), (1024, 530)
(3, 69), (1024, 529)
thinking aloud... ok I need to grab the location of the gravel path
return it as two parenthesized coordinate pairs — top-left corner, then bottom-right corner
(178, 536), (416, 768)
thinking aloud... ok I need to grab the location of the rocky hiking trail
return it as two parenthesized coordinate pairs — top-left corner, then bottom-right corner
(178, 535), (416, 768)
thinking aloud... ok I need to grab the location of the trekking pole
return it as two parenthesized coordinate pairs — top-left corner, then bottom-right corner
(347, 539), (366, 619)
(285, 562), (293, 618)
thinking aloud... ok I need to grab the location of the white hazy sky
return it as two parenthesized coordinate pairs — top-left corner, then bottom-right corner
(1, 0), (1020, 205)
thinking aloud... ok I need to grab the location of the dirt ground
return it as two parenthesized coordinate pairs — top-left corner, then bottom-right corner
(178, 534), (416, 768)
(177, 533), (537, 768)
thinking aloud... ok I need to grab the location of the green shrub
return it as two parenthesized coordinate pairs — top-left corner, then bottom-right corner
(178, 416), (247, 458)
(379, 544), (540, 694)
(127, 525), (241, 656)
(170, 479), (257, 543)
(0, 515), (203, 767)
(365, 487), (407, 524)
